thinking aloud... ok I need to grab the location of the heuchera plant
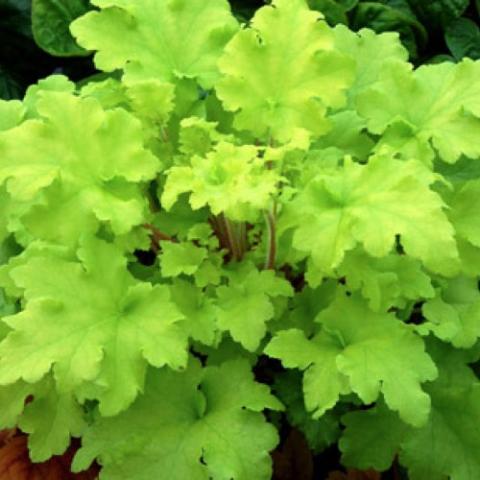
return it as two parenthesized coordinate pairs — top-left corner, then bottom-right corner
(1, 0), (480, 478)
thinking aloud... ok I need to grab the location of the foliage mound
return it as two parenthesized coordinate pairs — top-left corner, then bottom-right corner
(1, 0), (480, 478)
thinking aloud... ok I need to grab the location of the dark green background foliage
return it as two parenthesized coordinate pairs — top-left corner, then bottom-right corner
(2, 0), (480, 100)
(0, 0), (93, 99)
(31, 0), (91, 56)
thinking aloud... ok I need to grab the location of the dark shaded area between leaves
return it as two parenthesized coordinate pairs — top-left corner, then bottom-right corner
(271, 425), (407, 479)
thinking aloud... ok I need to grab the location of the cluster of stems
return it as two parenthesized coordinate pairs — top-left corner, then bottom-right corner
(210, 214), (248, 262)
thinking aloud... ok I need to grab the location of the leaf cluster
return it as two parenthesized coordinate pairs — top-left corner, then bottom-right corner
(0, 0), (480, 479)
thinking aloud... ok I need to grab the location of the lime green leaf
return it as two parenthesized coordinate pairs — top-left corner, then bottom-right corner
(342, 381), (480, 479)
(73, 359), (281, 480)
(23, 75), (76, 117)
(340, 341), (480, 478)
(0, 99), (25, 131)
(199, 336), (258, 367)
(0, 241), (72, 298)
(113, 224), (151, 255)
(402, 382), (480, 480)
(274, 370), (340, 452)
(273, 281), (337, 336)
(358, 59), (480, 164)
(154, 194), (209, 239)
(32, 0), (91, 56)
(286, 155), (458, 277)
(0, 91), (159, 246)
(419, 276), (480, 348)
(267, 292), (437, 426)
(0, 237), (187, 416)
(17, 181), (99, 247)
(338, 249), (434, 311)
(340, 401), (409, 471)
(162, 142), (280, 222)
(70, 0), (238, 87)
(457, 238), (480, 277)
(373, 119), (439, 167)
(19, 379), (86, 461)
(160, 241), (207, 277)
(216, 263), (293, 351)
(333, 25), (408, 106)
(194, 257), (223, 288)
(170, 279), (217, 345)
(187, 223), (219, 249)
(322, 294), (437, 426)
(314, 111), (374, 160)
(401, 341), (480, 480)
(0, 381), (33, 429)
(262, 128), (312, 189)
(80, 77), (128, 109)
(126, 80), (175, 126)
(448, 179), (480, 247)
(217, 0), (354, 142)
(266, 328), (351, 419)
(179, 117), (232, 157)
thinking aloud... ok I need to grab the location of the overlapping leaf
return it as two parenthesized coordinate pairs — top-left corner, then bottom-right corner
(162, 142), (280, 222)
(340, 342), (480, 480)
(0, 0), (479, 476)
(73, 359), (282, 480)
(0, 100), (25, 131)
(18, 378), (85, 461)
(160, 242), (207, 277)
(285, 155), (458, 277)
(274, 370), (340, 453)
(217, 0), (354, 142)
(0, 237), (187, 416)
(0, 90), (159, 247)
(70, 0), (238, 87)
(0, 382), (33, 431)
(358, 59), (480, 164)
(418, 276), (480, 348)
(314, 111), (374, 161)
(266, 292), (437, 426)
(169, 279), (218, 346)
(447, 178), (480, 248)
(0, 375), (85, 462)
(338, 249), (434, 311)
(216, 263), (293, 351)
(333, 25), (408, 106)
(178, 117), (233, 157)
